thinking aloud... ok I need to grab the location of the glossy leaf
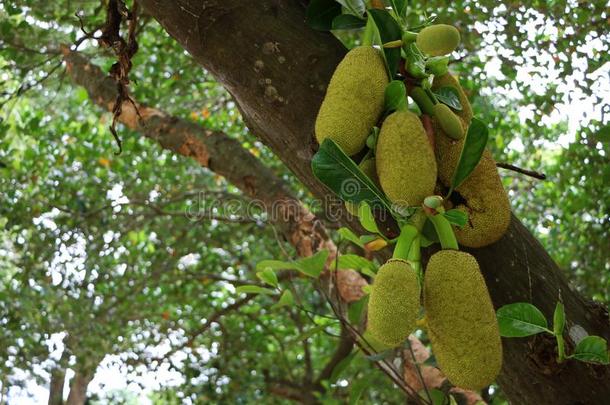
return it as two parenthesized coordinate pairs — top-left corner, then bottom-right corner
(443, 209), (468, 228)
(384, 80), (408, 112)
(332, 14), (367, 30)
(433, 86), (463, 111)
(571, 336), (609, 364)
(497, 303), (551, 337)
(367, 8), (403, 77)
(450, 117), (489, 192)
(235, 285), (276, 295)
(306, 0), (342, 31)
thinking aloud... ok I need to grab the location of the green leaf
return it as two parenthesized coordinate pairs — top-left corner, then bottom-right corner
(335, 0), (366, 16)
(420, 389), (447, 405)
(235, 285), (276, 295)
(443, 209), (468, 228)
(388, 0), (407, 19)
(256, 268), (278, 287)
(358, 201), (381, 234)
(272, 290), (294, 309)
(433, 86), (462, 111)
(293, 324), (327, 343)
(349, 378), (369, 405)
(367, 9), (403, 77)
(571, 336), (609, 364)
(306, 0), (342, 31)
(384, 80), (408, 112)
(311, 139), (395, 214)
(329, 350), (356, 382)
(497, 303), (551, 337)
(450, 117), (489, 192)
(332, 14), (367, 30)
(338, 227), (365, 248)
(348, 296), (368, 324)
(553, 301), (565, 337)
(595, 123), (610, 143)
(295, 250), (330, 278)
(256, 259), (299, 272)
(335, 254), (377, 277)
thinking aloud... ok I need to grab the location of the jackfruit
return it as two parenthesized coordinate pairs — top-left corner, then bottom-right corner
(432, 75), (510, 247)
(424, 250), (502, 390)
(409, 87), (435, 116)
(367, 259), (420, 347)
(433, 103), (464, 140)
(416, 24), (461, 57)
(376, 111), (437, 207)
(315, 47), (389, 156)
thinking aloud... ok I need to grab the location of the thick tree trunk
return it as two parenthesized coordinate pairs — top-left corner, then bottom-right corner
(65, 371), (94, 405)
(48, 367), (66, 405)
(138, 1), (610, 403)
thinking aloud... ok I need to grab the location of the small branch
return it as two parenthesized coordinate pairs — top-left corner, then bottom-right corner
(497, 162), (547, 180)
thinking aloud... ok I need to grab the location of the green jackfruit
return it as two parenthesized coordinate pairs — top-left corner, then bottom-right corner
(315, 47), (389, 156)
(409, 87), (435, 116)
(424, 250), (502, 390)
(432, 75), (510, 247)
(376, 111), (437, 207)
(416, 24), (461, 57)
(367, 259), (420, 347)
(433, 103), (464, 140)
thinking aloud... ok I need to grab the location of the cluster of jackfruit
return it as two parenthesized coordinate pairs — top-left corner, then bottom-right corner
(314, 28), (509, 390)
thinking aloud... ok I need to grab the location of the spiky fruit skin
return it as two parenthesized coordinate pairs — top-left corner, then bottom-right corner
(432, 74), (510, 247)
(433, 103), (464, 140)
(376, 111), (437, 207)
(416, 24), (461, 56)
(424, 250), (502, 390)
(315, 47), (389, 156)
(367, 259), (420, 347)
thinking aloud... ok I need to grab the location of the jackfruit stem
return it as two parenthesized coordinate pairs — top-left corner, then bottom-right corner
(427, 209), (459, 250)
(402, 31), (418, 44)
(556, 333), (566, 363)
(424, 88), (439, 105)
(416, 316), (427, 329)
(393, 224), (418, 260)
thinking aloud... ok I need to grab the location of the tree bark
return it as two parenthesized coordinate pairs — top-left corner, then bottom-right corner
(137, 1), (610, 403)
(48, 367), (66, 405)
(65, 370), (94, 405)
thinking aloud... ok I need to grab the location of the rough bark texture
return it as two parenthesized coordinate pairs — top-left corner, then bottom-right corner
(48, 367), (66, 405)
(136, 1), (610, 403)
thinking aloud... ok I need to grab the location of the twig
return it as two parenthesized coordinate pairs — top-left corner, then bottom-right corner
(497, 162), (547, 180)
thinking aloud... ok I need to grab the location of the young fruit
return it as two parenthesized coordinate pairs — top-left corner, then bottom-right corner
(409, 87), (435, 116)
(433, 103), (464, 140)
(376, 111), (437, 207)
(416, 24), (461, 56)
(424, 250), (502, 390)
(315, 47), (389, 156)
(367, 259), (420, 347)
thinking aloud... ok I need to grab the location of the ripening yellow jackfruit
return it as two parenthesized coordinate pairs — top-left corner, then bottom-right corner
(424, 250), (502, 390)
(367, 259), (420, 347)
(416, 24), (461, 56)
(432, 75), (510, 247)
(315, 47), (389, 156)
(376, 111), (437, 207)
